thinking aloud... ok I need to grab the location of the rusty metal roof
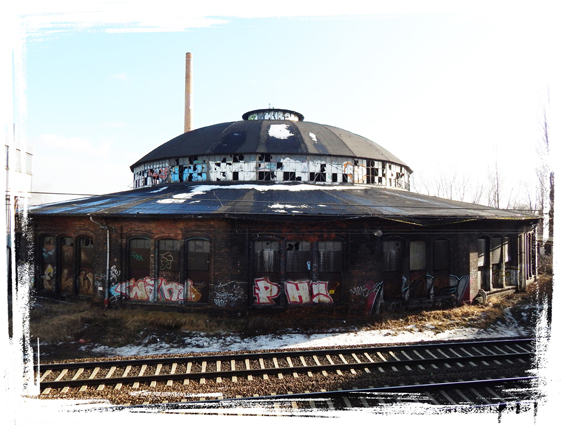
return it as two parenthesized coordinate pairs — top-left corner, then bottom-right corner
(29, 182), (539, 226)
(130, 119), (411, 172)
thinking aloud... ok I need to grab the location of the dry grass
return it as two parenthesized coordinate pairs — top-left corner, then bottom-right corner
(29, 273), (553, 359)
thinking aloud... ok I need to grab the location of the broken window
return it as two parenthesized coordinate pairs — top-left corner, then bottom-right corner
(382, 239), (403, 300)
(491, 237), (503, 288)
(39, 235), (56, 291)
(433, 239), (451, 275)
(186, 239), (210, 303)
(283, 171), (297, 181)
(254, 240), (281, 305)
(477, 237), (490, 291)
(129, 238), (151, 282)
(383, 239), (402, 272)
(59, 236), (74, 294)
(318, 241), (343, 303)
(286, 241), (311, 279)
(78, 236), (95, 295)
(157, 239), (181, 301)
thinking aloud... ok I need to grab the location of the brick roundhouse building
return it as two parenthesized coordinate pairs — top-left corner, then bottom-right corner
(21, 107), (539, 316)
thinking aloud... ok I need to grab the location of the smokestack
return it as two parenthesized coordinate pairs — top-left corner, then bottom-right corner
(184, 52), (192, 132)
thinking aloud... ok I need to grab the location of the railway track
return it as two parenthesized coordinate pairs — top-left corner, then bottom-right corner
(37, 338), (539, 408)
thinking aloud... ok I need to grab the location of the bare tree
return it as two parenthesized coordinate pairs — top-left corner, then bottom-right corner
(486, 153), (504, 209)
(536, 96), (554, 248)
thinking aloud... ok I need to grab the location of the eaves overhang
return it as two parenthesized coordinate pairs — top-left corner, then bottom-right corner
(28, 182), (540, 226)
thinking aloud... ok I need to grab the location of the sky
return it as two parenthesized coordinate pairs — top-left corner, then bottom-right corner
(3, 1), (564, 207)
(1, 1), (566, 423)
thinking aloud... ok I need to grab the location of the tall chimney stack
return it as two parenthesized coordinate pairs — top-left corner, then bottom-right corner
(184, 52), (193, 133)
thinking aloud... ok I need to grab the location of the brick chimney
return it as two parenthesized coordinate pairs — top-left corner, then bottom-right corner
(184, 52), (192, 133)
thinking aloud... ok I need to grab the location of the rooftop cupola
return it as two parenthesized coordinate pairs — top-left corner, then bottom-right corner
(243, 108), (304, 122)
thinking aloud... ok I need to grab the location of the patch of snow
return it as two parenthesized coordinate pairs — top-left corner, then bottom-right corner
(149, 187), (168, 193)
(81, 323), (530, 359)
(309, 132), (318, 142)
(268, 124), (293, 139)
(269, 203), (308, 209)
(156, 198), (185, 204)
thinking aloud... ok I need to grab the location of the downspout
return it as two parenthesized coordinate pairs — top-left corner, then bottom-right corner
(89, 216), (114, 309)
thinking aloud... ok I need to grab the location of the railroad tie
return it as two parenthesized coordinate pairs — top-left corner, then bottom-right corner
(352, 353), (371, 374)
(216, 360), (222, 383)
(62, 368), (85, 394)
(231, 359), (237, 383)
(183, 362), (192, 385)
(200, 361), (207, 384)
(39, 369), (53, 383)
(115, 365), (132, 390)
(98, 366), (117, 391)
(245, 358), (253, 381)
(273, 357), (284, 379)
(299, 356), (313, 378)
(54, 369), (69, 394)
(313, 355), (327, 377)
(79, 367), (100, 392)
(132, 364), (147, 389)
(287, 357), (299, 378)
(167, 363), (177, 386)
(54, 369), (68, 382)
(259, 358), (268, 380)
(150, 364), (162, 388)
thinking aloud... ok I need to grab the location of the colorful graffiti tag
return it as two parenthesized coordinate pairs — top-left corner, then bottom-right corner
(350, 281), (384, 315)
(253, 277), (281, 305)
(110, 276), (202, 302)
(351, 274), (470, 315)
(284, 280), (333, 304)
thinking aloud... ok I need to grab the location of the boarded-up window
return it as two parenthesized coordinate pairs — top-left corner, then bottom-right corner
(491, 237), (502, 264)
(78, 237), (94, 295)
(186, 239), (210, 303)
(409, 240), (426, 271)
(59, 236), (74, 293)
(383, 240), (402, 271)
(129, 238), (151, 281)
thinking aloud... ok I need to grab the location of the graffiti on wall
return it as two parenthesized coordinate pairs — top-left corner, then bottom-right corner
(284, 280), (333, 304)
(351, 274), (470, 315)
(436, 275), (470, 302)
(212, 281), (247, 309)
(403, 274), (435, 302)
(132, 154), (411, 190)
(110, 276), (203, 303)
(350, 281), (384, 315)
(253, 277), (281, 305)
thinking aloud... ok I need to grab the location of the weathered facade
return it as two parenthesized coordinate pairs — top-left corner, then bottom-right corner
(20, 108), (539, 316)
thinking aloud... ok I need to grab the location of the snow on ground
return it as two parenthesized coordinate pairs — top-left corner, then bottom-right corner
(82, 319), (531, 358)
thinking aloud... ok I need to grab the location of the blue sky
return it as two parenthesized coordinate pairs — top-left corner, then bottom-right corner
(6, 2), (564, 206)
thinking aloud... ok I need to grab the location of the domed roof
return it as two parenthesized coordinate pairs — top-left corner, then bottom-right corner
(130, 109), (411, 173)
